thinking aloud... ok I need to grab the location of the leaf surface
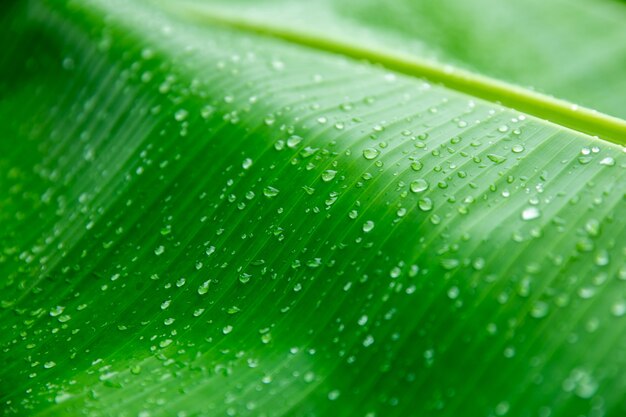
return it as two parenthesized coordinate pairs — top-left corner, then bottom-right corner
(1, 1), (625, 416)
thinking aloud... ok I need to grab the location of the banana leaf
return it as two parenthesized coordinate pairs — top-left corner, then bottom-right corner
(1, 0), (625, 416)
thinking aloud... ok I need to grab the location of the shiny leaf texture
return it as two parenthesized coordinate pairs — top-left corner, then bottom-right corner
(1, 1), (625, 416)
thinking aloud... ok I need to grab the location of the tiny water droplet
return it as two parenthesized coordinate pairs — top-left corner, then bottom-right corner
(328, 390), (340, 401)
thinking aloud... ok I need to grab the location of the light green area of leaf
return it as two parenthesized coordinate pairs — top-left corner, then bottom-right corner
(0, 1), (625, 416)
(177, 0), (626, 120)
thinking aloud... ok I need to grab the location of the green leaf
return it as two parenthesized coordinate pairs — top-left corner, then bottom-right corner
(1, 1), (625, 416)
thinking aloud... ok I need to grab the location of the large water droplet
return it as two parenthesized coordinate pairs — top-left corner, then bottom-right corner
(410, 179), (429, 193)
(363, 148), (380, 160)
(362, 220), (375, 233)
(263, 186), (280, 198)
(521, 207), (540, 221)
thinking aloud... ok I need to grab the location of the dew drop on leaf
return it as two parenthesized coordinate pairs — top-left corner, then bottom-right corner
(197, 280), (210, 295)
(363, 148), (380, 160)
(263, 186), (280, 198)
(287, 135), (303, 148)
(530, 301), (549, 318)
(487, 154), (507, 164)
(362, 220), (375, 232)
(418, 198), (433, 212)
(599, 157), (615, 166)
(410, 161), (423, 171)
(521, 207), (540, 220)
(410, 179), (429, 193)
(328, 390), (340, 401)
(321, 170), (337, 182)
(611, 301), (626, 317)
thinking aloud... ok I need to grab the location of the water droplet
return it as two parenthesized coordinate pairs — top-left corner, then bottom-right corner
(594, 250), (609, 266)
(495, 401), (510, 416)
(521, 207), (540, 221)
(321, 170), (337, 182)
(201, 105), (215, 119)
(418, 198), (433, 212)
(599, 157), (615, 166)
(390, 266), (401, 278)
(611, 300), (626, 317)
(585, 219), (600, 237)
(239, 273), (252, 284)
(410, 161), (423, 171)
(242, 158), (253, 170)
(222, 325), (233, 334)
(447, 286), (460, 299)
(49, 306), (65, 317)
(328, 390), (341, 401)
(362, 335), (375, 347)
(174, 109), (188, 122)
(287, 135), (303, 148)
(487, 154), (507, 164)
(363, 148), (380, 160)
(441, 259), (459, 271)
(263, 186), (280, 198)
(498, 125), (509, 133)
(530, 301), (549, 318)
(197, 280), (210, 295)
(410, 179), (429, 193)
(154, 245), (165, 256)
(362, 220), (375, 233)
(55, 392), (71, 404)
(511, 145), (525, 153)
(44, 361), (56, 369)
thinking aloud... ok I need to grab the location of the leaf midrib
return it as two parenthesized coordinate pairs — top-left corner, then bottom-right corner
(170, 1), (626, 146)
